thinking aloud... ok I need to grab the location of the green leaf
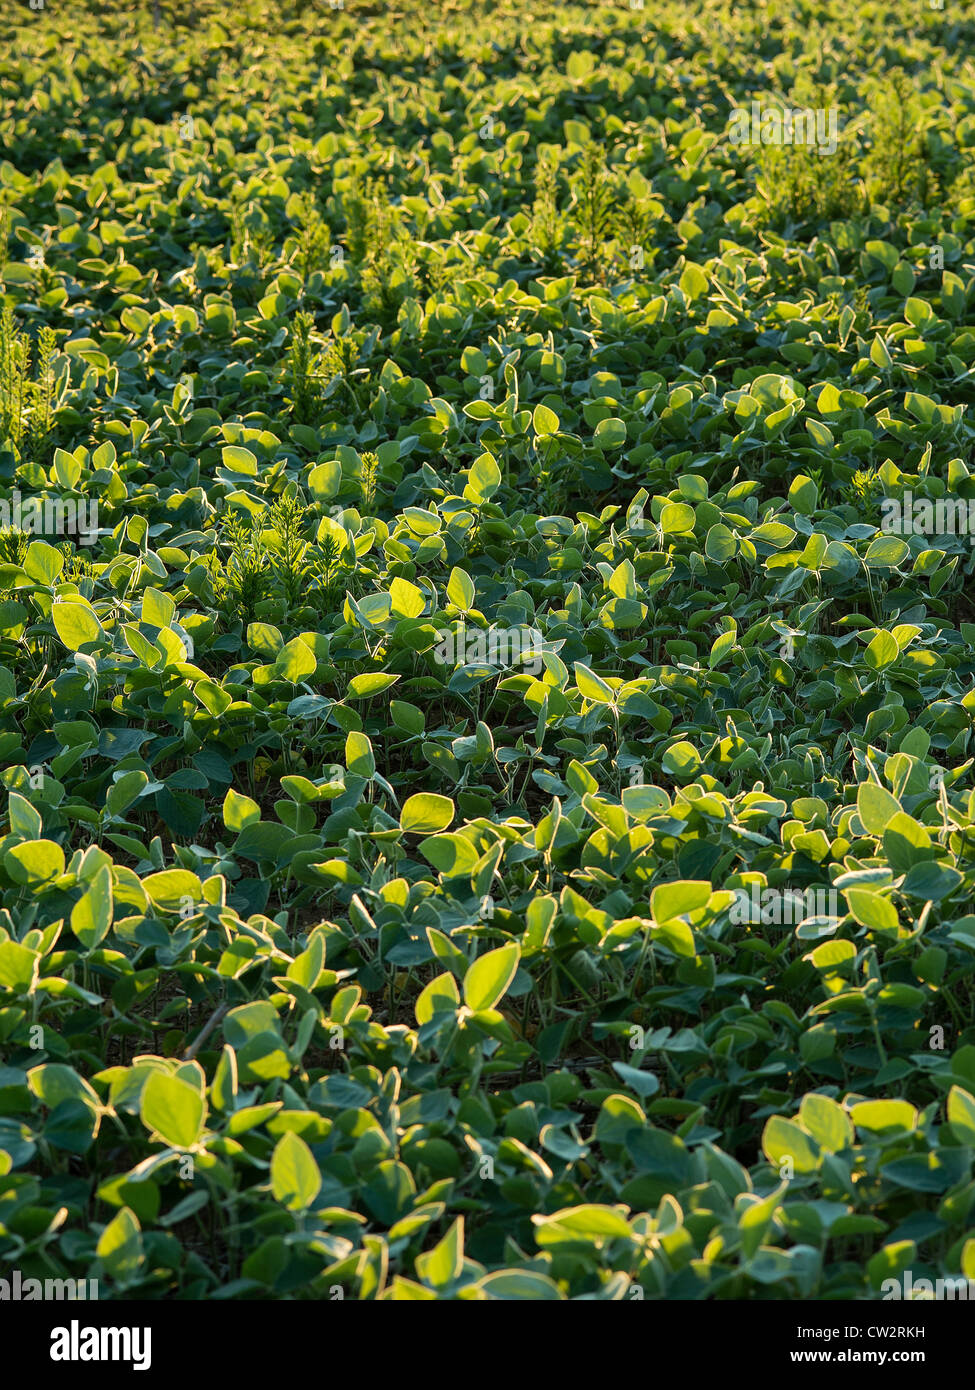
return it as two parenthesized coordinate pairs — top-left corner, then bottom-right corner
(708, 626), (737, 668)
(415, 971), (460, 1025)
(901, 862), (962, 902)
(857, 781), (901, 835)
(705, 523), (737, 562)
(280, 775), (323, 803)
(478, 1269), (563, 1299)
(142, 869), (203, 914)
(29, 1063), (100, 1111)
(463, 942), (520, 1011)
(142, 587), (175, 628)
(593, 417), (627, 450)
(798, 1093), (853, 1152)
(401, 792), (454, 834)
(845, 886), (898, 931)
(650, 916), (696, 956)
(610, 1061), (660, 1099)
(864, 630), (898, 671)
(464, 451), (501, 503)
(4, 839), (65, 887)
(287, 933), (324, 990)
(947, 1086), (975, 1145)
(105, 769), (149, 819)
(307, 459), (341, 500)
(447, 567), (476, 611)
(270, 1131), (321, 1211)
(864, 536), (910, 569)
(0, 940), (39, 992)
(389, 576), (425, 618)
(679, 262), (708, 300)
(661, 741), (701, 781)
(867, 1240), (915, 1291)
(532, 404), (560, 435)
(222, 444), (258, 473)
(415, 1215), (464, 1288)
(223, 787), (261, 832)
(51, 601), (102, 650)
(347, 672), (400, 698)
(212, 1045), (238, 1114)
(96, 1207), (144, 1286)
(739, 1186), (785, 1259)
(346, 730), (375, 779)
(534, 1204), (632, 1246)
(273, 636), (316, 681)
(851, 1099), (917, 1137)
(70, 866), (113, 949)
(608, 558), (637, 600)
(141, 1070), (206, 1149)
(762, 1115), (821, 1174)
(24, 540), (65, 586)
(789, 474), (819, 515)
(361, 1159), (416, 1224)
(8, 792), (42, 839)
(651, 879), (711, 922)
(247, 622), (284, 658)
(573, 662), (614, 703)
(420, 833), (480, 877)
(660, 502), (696, 535)
(892, 261), (915, 296)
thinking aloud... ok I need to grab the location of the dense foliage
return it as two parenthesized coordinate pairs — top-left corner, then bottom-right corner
(2, 0), (975, 1300)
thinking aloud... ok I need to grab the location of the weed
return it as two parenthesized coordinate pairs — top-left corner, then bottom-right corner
(573, 143), (615, 281)
(286, 311), (322, 425)
(530, 150), (563, 270)
(863, 70), (935, 209)
(0, 308), (29, 449)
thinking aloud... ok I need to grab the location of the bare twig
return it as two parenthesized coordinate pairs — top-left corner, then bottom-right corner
(183, 1003), (229, 1060)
